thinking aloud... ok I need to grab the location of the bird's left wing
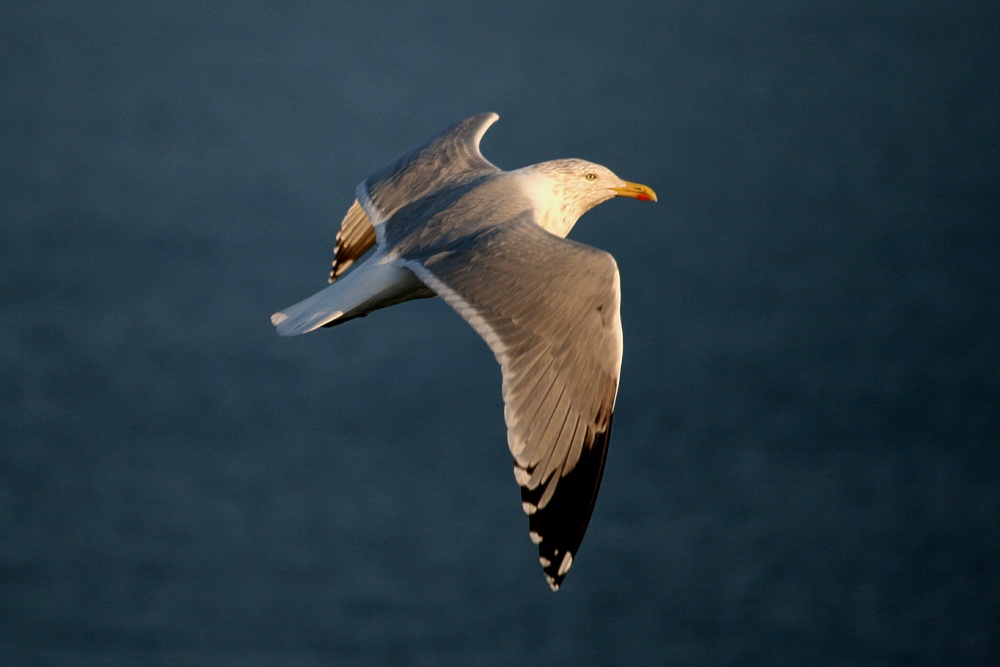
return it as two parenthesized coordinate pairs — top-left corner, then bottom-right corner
(403, 216), (622, 590)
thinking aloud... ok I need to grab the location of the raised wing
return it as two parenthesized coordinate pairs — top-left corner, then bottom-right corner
(357, 112), (501, 227)
(329, 199), (376, 283)
(403, 217), (622, 590)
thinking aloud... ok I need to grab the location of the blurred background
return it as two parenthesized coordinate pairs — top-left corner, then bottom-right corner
(2, 2), (997, 664)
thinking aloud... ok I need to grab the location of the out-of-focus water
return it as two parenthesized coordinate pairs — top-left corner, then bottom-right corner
(2, 2), (997, 664)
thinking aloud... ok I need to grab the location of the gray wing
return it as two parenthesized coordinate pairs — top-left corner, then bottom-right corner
(331, 113), (499, 282)
(357, 112), (501, 227)
(329, 199), (376, 283)
(403, 217), (622, 590)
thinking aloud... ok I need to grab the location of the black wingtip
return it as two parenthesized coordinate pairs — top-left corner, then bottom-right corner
(522, 413), (613, 590)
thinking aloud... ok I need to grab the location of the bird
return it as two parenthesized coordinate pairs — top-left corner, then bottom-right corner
(270, 112), (656, 590)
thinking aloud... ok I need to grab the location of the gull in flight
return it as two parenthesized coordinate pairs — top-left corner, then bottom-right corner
(271, 112), (656, 590)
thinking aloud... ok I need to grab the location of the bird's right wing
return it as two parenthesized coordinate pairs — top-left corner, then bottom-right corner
(357, 112), (501, 228)
(332, 113), (501, 281)
(329, 199), (376, 283)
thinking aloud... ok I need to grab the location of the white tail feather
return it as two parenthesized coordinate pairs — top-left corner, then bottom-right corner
(270, 257), (430, 336)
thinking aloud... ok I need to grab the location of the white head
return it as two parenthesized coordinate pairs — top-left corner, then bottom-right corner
(516, 159), (657, 238)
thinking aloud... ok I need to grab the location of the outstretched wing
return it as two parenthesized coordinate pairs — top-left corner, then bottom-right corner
(404, 217), (622, 590)
(329, 199), (376, 283)
(331, 113), (500, 282)
(357, 112), (501, 229)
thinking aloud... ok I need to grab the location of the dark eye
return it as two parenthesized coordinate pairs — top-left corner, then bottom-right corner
(584, 173), (597, 181)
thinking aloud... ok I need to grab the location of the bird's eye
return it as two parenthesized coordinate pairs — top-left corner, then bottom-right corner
(584, 173), (597, 181)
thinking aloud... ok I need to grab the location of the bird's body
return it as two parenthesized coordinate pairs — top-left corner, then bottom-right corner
(271, 112), (656, 590)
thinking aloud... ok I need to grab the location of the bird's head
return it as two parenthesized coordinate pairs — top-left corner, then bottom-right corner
(521, 159), (657, 237)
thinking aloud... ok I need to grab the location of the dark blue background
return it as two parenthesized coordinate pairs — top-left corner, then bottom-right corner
(2, 2), (998, 664)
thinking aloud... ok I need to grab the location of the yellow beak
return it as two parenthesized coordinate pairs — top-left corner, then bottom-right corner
(612, 180), (658, 202)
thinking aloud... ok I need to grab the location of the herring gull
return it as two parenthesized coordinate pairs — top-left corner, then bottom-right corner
(271, 112), (656, 590)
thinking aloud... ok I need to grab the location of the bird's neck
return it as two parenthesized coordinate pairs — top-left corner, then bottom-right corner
(509, 167), (581, 239)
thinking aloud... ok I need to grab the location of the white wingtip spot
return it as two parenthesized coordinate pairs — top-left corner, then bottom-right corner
(547, 576), (560, 591)
(539, 556), (551, 568)
(529, 530), (542, 544)
(521, 501), (537, 515)
(557, 551), (574, 576)
(271, 312), (288, 325)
